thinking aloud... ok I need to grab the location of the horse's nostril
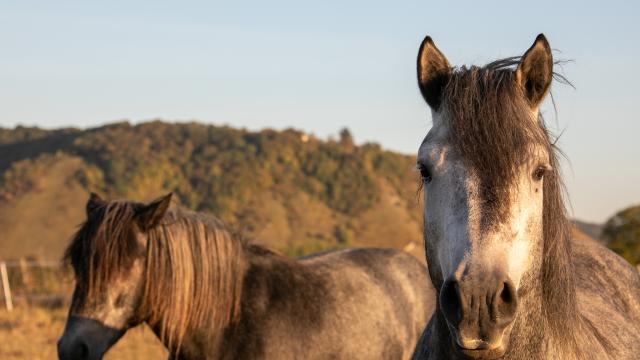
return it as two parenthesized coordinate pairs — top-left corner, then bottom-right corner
(70, 341), (90, 359)
(440, 279), (462, 325)
(500, 282), (513, 303)
(79, 342), (89, 358)
(495, 279), (518, 323)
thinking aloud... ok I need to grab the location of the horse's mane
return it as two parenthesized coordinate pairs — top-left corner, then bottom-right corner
(439, 58), (580, 351)
(64, 201), (245, 353)
(64, 201), (141, 304)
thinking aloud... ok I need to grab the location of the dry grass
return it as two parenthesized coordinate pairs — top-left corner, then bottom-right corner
(0, 307), (167, 360)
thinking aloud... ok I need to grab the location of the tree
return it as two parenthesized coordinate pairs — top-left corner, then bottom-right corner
(602, 205), (640, 265)
(339, 128), (354, 152)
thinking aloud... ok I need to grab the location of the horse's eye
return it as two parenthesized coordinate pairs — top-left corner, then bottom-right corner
(533, 166), (547, 181)
(419, 165), (432, 184)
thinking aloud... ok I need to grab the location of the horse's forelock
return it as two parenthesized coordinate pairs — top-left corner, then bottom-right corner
(442, 62), (550, 229)
(64, 201), (140, 306)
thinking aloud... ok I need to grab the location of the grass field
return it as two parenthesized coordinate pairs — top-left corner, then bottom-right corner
(0, 307), (167, 360)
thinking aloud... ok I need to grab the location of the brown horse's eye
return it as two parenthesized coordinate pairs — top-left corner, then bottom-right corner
(533, 166), (547, 181)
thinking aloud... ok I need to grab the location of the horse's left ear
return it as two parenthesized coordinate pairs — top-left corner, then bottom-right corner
(516, 34), (553, 109)
(417, 35), (451, 110)
(86, 192), (106, 216)
(136, 193), (173, 230)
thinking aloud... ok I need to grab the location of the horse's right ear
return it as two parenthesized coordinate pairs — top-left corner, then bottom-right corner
(86, 192), (106, 216)
(516, 34), (553, 109)
(136, 193), (173, 231)
(417, 36), (451, 110)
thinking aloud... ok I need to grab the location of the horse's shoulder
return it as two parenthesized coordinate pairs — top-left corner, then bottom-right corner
(571, 235), (640, 348)
(571, 235), (639, 285)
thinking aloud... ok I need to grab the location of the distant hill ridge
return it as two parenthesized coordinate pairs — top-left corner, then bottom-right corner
(0, 121), (424, 260)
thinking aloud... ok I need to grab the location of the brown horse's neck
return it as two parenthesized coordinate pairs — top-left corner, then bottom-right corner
(146, 245), (304, 359)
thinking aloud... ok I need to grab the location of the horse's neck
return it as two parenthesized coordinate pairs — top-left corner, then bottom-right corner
(509, 252), (588, 358)
(155, 246), (294, 359)
(147, 244), (252, 359)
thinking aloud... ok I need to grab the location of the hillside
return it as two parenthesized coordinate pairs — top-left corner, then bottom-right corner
(601, 204), (640, 264)
(0, 121), (425, 260)
(572, 220), (604, 243)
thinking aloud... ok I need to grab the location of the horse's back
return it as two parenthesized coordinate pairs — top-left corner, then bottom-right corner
(573, 236), (640, 358)
(297, 248), (436, 360)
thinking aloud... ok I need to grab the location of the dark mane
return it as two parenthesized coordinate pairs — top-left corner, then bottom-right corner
(64, 200), (246, 353)
(443, 59), (547, 225)
(440, 59), (579, 349)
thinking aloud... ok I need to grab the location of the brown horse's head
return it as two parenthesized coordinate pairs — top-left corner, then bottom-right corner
(57, 193), (172, 360)
(416, 34), (568, 359)
(58, 192), (243, 359)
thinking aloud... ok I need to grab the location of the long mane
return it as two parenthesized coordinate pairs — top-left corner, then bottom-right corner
(64, 201), (245, 353)
(439, 59), (580, 350)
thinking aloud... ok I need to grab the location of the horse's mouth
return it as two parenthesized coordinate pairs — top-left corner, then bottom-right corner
(454, 345), (507, 360)
(449, 333), (507, 359)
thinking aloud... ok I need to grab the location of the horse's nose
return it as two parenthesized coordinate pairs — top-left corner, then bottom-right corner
(439, 274), (518, 349)
(57, 337), (90, 360)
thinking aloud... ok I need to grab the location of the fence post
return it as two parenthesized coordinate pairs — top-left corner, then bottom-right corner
(19, 257), (31, 306)
(1, 261), (13, 311)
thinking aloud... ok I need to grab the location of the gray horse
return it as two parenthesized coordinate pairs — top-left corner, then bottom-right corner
(411, 34), (640, 359)
(57, 193), (434, 359)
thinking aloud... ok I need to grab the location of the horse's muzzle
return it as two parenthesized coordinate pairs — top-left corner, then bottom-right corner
(439, 272), (518, 359)
(57, 316), (125, 360)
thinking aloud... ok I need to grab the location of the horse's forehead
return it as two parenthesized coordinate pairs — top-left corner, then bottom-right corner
(419, 117), (550, 170)
(418, 121), (449, 160)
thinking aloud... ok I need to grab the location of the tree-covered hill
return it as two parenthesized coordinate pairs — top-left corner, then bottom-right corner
(602, 204), (640, 264)
(0, 121), (424, 260)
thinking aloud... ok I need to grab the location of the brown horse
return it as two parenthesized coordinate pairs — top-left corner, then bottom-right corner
(411, 34), (640, 359)
(57, 193), (434, 359)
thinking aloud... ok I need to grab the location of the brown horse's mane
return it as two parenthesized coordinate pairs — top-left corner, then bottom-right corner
(437, 58), (581, 350)
(64, 200), (245, 352)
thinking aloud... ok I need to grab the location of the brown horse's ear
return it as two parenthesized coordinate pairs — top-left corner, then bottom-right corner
(136, 193), (173, 231)
(86, 192), (106, 216)
(516, 34), (553, 109)
(417, 35), (451, 110)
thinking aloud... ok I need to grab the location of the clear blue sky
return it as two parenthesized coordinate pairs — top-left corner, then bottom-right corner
(1, 0), (639, 222)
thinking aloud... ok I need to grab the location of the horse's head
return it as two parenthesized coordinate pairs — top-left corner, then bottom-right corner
(57, 193), (172, 360)
(416, 35), (558, 358)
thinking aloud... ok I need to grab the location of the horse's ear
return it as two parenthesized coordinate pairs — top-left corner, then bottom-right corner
(417, 35), (451, 110)
(136, 193), (173, 231)
(516, 34), (553, 109)
(86, 192), (106, 216)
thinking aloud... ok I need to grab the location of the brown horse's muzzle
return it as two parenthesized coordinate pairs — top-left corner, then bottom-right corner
(57, 316), (126, 360)
(439, 271), (518, 359)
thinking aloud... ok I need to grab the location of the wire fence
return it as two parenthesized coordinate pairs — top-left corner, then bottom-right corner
(0, 259), (73, 311)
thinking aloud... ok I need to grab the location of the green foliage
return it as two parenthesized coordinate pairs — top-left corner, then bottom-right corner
(603, 205), (640, 264)
(0, 126), (77, 146)
(0, 121), (419, 256)
(0, 152), (71, 197)
(333, 224), (354, 245)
